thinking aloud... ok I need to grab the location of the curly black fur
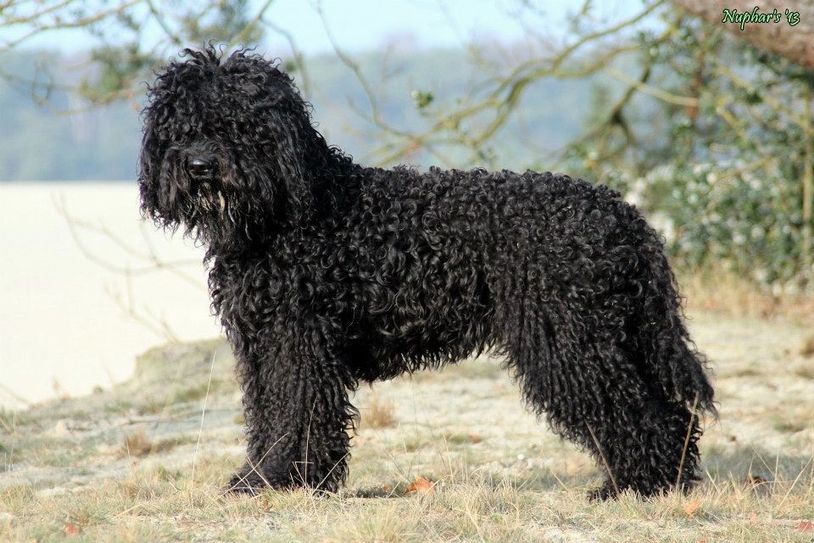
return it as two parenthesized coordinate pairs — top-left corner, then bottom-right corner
(139, 47), (715, 500)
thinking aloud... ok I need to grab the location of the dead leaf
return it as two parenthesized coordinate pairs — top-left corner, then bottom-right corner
(683, 498), (702, 519)
(64, 522), (81, 535)
(796, 520), (814, 532)
(406, 476), (435, 494)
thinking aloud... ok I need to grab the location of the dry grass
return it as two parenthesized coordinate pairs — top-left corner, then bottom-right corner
(119, 428), (186, 458)
(0, 409), (26, 434)
(359, 393), (396, 429)
(1, 310), (813, 541)
(794, 364), (814, 380)
(0, 455), (812, 542)
(120, 429), (155, 458)
(679, 267), (814, 323)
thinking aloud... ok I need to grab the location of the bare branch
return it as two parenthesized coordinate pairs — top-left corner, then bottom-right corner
(145, 0), (183, 46)
(262, 18), (312, 96)
(370, 1), (670, 166)
(714, 63), (803, 128)
(107, 277), (181, 343)
(1, 0), (142, 53)
(230, 0), (274, 44)
(53, 195), (204, 289)
(605, 67), (699, 107)
(314, 0), (410, 138)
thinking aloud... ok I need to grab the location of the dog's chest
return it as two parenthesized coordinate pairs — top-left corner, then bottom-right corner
(208, 254), (292, 331)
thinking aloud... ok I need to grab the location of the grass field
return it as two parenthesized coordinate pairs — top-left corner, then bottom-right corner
(1, 311), (813, 542)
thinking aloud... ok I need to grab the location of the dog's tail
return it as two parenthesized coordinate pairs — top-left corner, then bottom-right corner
(637, 240), (716, 417)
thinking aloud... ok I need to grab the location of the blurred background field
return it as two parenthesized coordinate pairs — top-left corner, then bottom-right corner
(0, 183), (217, 407)
(1, 0), (813, 540)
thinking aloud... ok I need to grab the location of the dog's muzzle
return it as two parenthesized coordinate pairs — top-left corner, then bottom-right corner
(186, 154), (218, 181)
(184, 153), (226, 213)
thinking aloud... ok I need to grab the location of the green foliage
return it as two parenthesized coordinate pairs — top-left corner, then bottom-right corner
(660, 28), (811, 288)
(79, 44), (158, 103)
(179, 0), (263, 45)
(69, 0), (267, 104)
(642, 163), (802, 285)
(572, 13), (814, 289)
(410, 90), (434, 111)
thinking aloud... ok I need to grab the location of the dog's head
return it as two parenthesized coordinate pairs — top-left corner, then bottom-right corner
(139, 47), (335, 241)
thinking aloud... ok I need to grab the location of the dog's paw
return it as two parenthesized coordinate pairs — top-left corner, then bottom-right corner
(223, 466), (269, 496)
(587, 481), (619, 501)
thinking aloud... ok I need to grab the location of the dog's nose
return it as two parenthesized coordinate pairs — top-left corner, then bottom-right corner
(186, 156), (217, 179)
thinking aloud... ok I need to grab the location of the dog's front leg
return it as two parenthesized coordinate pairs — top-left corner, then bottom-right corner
(226, 321), (357, 495)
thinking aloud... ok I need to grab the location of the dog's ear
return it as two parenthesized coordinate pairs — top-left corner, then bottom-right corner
(138, 83), (186, 227)
(265, 105), (316, 224)
(225, 50), (329, 225)
(138, 51), (204, 226)
(139, 121), (166, 205)
(138, 113), (168, 222)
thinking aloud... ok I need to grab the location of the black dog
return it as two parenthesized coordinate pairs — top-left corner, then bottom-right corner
(139, 47), (715, 500)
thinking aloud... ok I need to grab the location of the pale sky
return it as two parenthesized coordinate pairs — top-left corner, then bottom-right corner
(13, 0), (648, 55)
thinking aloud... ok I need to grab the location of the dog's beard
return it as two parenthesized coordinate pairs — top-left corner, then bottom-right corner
(189, 186), (240, 239)
(194, 182), (228, 215)
(153, 154), (270, 242)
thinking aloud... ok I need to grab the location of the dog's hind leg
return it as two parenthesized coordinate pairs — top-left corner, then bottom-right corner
(226, 319), (357, 494)
(506, 305), (704, 499)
